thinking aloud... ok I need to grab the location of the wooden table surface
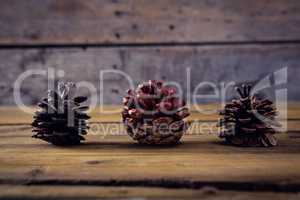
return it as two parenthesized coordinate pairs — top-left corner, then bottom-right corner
(0, 104), (300, 199)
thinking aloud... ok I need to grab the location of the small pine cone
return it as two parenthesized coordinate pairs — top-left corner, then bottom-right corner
(32, 82), (90, 146)
(218, 84), (280, 147)
(122, 80), (190, 145)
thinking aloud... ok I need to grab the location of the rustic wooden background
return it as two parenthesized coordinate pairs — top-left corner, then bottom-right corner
(1, 1), (300, 198)
(0, 105), (300, 199)
(0, 0), (300, 105)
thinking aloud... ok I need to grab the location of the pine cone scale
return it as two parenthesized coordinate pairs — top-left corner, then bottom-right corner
(218, 84), (280, 147)
(122, 80), (190, 145)
(32, 82), (90, 146)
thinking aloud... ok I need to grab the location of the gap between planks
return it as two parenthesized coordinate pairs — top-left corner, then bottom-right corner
(1, 178), (300, 193)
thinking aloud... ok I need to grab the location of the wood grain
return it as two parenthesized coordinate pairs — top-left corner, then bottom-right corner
(1, 0), (300, 45)
(0, 105), (300, 198)
(0, 127), (300, 185)
(0, 105), (299, 130)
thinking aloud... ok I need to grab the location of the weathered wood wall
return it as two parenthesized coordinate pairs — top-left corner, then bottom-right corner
(0, 0), (300, 105)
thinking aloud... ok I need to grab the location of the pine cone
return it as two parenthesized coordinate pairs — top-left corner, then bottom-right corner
(32, 82), (90, 146)
(218, 84), (280, 147)
(122, 80), (190, 145)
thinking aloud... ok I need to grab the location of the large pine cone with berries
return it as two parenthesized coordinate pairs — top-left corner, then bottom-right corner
(122, 80), (190, 145)
(218, 84), (280, 147)
(32, 82), (90, 146)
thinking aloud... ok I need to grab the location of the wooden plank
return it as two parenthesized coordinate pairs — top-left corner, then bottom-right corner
(1, 106), (300, 133)
(0, 127), (300, 185)
(0, 0), (300, 45)
(0, 44), (300, 105)
(0, 185), (299, 200)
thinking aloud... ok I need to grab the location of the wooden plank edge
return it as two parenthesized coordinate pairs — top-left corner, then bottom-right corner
(1, 185), (299, 200)
(0, 178), (300, 193)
